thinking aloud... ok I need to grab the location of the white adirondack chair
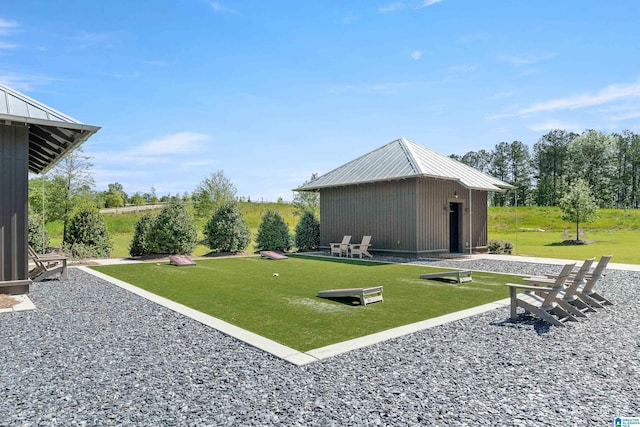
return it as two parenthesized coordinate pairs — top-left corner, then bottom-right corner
(330, 236), (351, 257)
(577, 255), (613, 308)
(349, 235), (372, 259)
(505, 263), (578, 326)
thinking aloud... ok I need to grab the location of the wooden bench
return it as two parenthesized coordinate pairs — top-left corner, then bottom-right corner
(419, 270), (472, 283)
(317, 286), (383, 306)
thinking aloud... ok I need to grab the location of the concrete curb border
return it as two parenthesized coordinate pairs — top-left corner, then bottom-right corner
(80, 266), (511, 366)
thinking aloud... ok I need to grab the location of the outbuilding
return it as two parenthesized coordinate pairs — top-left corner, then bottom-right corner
(294, 137), (513, 257)
(0, 84), (100, 294)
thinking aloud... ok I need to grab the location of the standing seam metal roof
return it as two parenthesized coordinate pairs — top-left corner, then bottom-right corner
(295, 137), (514, 192)
(0, 83), (100, 174)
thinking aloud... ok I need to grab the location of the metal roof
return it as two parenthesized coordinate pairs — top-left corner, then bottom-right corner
(0, 84), (100, 174)
(295, 137), (514, 192)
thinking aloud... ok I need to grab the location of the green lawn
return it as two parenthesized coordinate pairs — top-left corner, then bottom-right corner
(92, 256), (522, 351)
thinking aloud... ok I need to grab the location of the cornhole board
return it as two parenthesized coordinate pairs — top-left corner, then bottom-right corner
(419, 270), (472, 283)
(169, 255), (196, 266)
(317, 286), (383, 306)
(260, 251), (288, 260)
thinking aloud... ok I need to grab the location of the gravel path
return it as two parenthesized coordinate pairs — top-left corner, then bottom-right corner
(0, 259), (638, 426)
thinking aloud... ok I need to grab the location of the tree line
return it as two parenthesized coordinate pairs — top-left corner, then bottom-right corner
(451, 129), (640, 209)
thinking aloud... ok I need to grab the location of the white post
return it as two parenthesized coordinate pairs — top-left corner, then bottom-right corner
(469, 188), (472, 255)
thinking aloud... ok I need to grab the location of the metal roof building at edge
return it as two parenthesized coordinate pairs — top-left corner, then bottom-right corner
(294, 137), (514, 193)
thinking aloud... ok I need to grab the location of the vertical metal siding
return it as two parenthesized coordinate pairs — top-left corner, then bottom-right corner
(320, 180), (417, 253)
(0, 123), (29, 282)
(319, 177), (492, 255)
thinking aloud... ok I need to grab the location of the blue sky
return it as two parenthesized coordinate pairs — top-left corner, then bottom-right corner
(2, 1), (640, 201)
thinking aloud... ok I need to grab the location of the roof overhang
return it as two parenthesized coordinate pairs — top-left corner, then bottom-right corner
(0, 84), (100, 174)
(294, 174), (515, 193)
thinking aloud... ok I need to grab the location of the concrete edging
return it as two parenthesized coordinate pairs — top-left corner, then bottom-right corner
(79, 266), (511, 366)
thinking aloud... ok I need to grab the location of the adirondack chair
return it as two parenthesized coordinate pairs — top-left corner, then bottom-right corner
(577, 255), (613, 308)
(330, 236), (351, 257)
(349, 235), (372, 259)
(558, 258), (597, 316)
(505, 263), (578, 326)
(28, 246), (68, 282)
(522, 258), (596, 318)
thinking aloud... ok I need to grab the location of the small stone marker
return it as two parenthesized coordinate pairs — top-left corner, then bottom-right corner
(169, 255), (196, 266)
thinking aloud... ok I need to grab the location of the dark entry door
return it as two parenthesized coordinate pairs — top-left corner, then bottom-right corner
(449, 202), (461, 253)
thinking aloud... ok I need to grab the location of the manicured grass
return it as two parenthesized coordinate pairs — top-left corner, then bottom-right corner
(92, 256), (522, 351)
(488, 206), (640, 263)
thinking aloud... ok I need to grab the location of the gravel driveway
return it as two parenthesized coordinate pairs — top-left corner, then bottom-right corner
(0, 259), (637, 426)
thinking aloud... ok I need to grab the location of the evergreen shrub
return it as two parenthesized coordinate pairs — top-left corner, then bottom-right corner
(254, 210), (291, 252)
(203, 203), (251, 253)
(294, 211), (320, 251)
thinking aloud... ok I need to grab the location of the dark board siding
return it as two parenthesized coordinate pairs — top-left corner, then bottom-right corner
(0, 123), (29, 282)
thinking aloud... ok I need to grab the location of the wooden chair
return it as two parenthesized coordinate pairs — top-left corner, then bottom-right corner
(505, 263), (578, 326)
(577, 255), (613, 308)
(28, 246), (68, 282)
(330, 236), (351, 257)
(349, 235), (372, 259)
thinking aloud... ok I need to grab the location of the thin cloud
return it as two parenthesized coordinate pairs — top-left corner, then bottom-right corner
(410, 50), (422, 60)
(378, 2), (405, 13)
(133, 132), (212, 156)
(498, 52), (556, 66)
(519, 81), (640, 115)
(341, 13), (359, 24)
(607, 110), (640, 122)
(528, 120), (583, 132)
(0, 42), (15, 49)
(449, 64), (479, 73)
(0, 18), (18, 35)
(209, 2), (239, 14)
(417, 0), (443, 8)
(329, 80), (432, 94)
(0, 73), (61, 91)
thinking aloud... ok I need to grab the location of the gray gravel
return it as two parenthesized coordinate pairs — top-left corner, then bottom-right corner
(0, 258), (638, 426)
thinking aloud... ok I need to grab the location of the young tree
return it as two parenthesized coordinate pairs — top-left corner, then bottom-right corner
(49, 147), (95, 238)
(559, 179), (598, 242)
(255, 210), (291, 251)
(292, 173), (320, 217)
(203, 203), (251, 253)
(294, 211), (320, 251)
(192, 170), (237, 218)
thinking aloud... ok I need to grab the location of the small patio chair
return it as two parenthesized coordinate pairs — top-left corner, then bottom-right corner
(349, 235), (372, 259)
(330, 236), (351, 257)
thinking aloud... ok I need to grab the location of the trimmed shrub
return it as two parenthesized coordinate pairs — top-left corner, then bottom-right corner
(487, 239), (503, 254)
(254, 210), (291, 252)
(203, 203), (251, 253)
(503, 240), (514, 254)
(129, 213), (154, 257)
(64, 207), (112, 258)
(294, 210), (320, 251)
(28, 213), (50, 253)
(146, 200), (198, 254)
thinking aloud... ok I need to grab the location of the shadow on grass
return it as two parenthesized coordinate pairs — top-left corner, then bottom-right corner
(317, 296), (364, 306)
(289, 254), (388, 267)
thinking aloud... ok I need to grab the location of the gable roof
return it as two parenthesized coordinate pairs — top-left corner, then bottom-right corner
(295, 137), (514, 192)
(0, 84), (100, 174)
